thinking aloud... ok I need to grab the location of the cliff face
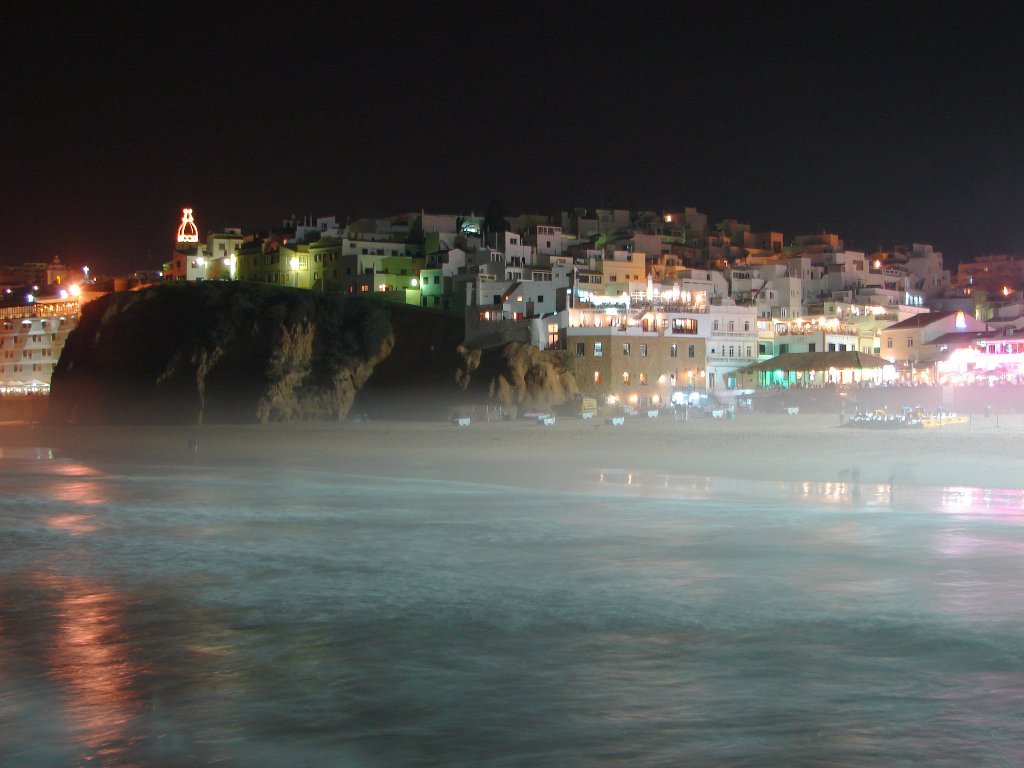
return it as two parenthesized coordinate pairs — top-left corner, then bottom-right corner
(353, 304), (578, 418)
(49, 283), (393, 425)
(48, 283), (580, 425)
(455, 342), (578, 416)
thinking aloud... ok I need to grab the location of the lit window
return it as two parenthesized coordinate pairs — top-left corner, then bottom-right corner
(623, 371), (631, 385)
(594, 342), (603, 357)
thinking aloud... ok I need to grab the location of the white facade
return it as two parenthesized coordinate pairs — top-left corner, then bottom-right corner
(705, 303), (759, 390)
(0, 297), (80, 394)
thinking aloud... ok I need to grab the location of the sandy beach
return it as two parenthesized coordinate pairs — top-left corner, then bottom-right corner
(3, 412), (1023, 490)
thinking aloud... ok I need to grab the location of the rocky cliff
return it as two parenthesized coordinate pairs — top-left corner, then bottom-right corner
(49, 282), (578, 424)
(50, 283), (393, 424)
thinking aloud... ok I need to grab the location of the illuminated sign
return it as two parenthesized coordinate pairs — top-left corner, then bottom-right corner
(176, 208), (199, 243)
(955, 310), (967, 330)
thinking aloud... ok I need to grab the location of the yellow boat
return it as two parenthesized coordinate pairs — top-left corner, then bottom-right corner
(920, 414), (969, 428)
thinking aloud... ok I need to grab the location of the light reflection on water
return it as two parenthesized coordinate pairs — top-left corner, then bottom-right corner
(1, 457), (1024, 766)
(596, 467), (1024, 521)
(34, 572), (142, 767)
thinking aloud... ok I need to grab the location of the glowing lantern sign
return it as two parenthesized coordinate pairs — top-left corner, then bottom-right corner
(176, 208), (199, 243)
(955, 310), (968, 330)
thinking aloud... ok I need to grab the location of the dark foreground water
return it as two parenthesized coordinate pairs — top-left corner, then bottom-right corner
(1, 458), (1023, 767)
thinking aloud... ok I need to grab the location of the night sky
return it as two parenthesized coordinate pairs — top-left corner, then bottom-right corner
(5, 3), (1024, 273)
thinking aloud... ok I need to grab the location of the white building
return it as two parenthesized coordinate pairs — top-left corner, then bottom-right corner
(0, 296), (80, 394)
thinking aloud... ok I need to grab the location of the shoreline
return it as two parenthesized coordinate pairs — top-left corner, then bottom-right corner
(3, 413), (1024, 491)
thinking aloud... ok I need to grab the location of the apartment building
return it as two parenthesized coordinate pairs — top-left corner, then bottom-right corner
(0, 296), (80, 394)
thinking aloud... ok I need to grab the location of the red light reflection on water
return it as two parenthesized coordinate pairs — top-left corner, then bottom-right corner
(45, 514), (98, 535)
(940, 486), (1024, 522)
(33, 572), (142, 766)
(43, 463), (110, 508)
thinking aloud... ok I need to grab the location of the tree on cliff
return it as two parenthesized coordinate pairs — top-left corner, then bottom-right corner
(483, 199), (509, 242)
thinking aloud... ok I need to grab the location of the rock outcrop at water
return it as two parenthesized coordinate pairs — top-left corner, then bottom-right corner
(50, 283), (394, 425)
(455, 342), (578, 416)
(49, 282), (579, 424)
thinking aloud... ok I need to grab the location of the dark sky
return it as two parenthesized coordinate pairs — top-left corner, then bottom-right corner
(5, 2), (1024, 273)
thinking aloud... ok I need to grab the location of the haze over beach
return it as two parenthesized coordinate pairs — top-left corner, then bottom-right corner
(4, 412), (1024, 766)
(4, 412), (1024, 491)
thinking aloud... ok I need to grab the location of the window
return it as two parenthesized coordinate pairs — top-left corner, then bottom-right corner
(622, 371), (631, 385)
(576, 342), (585, 357)
(594, 342), (603, 357)
(808, 343), (816, 352)
(594, 371), (601, 385)
(728, 321), (735, 331)
(907, 338), (914, 348)
(623, 343), (630, 356)
(672, 318), (697, 334)
(728, 346), (734, 357)
(670, 344), (678, 358)
(887, 337), (893, 349)
(688, 344), (695, 358)
(744, 321), (750, 331)
(713, 320), (720, 331)
(639, 372), (648, 385)
(639, 343), (647, 357)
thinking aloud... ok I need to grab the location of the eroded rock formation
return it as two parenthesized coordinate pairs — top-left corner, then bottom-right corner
(48, 282), (581, 424)
(49, 283), (393, 424)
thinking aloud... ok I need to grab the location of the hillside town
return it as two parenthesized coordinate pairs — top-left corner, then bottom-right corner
(3, 206), (1024, 410)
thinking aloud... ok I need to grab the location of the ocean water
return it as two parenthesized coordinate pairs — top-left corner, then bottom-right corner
(1, 457), (1023, 767)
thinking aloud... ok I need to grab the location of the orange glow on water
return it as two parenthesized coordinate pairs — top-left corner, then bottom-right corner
(45, 514), (98, 535)
(34, 572), (142, 765)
